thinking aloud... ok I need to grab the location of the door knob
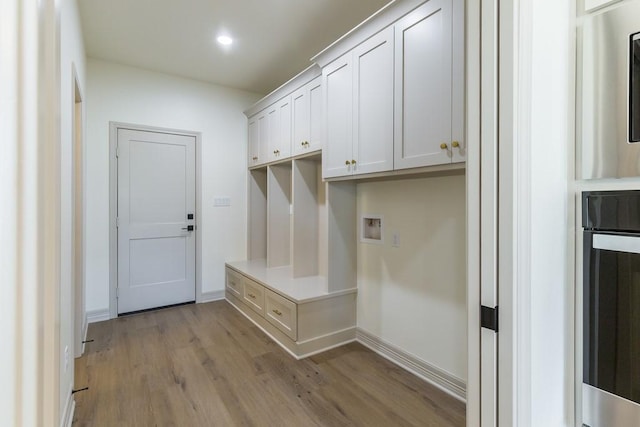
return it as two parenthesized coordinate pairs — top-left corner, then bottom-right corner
(452, 141), (460, 148)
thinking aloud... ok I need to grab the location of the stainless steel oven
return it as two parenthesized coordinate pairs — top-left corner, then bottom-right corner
(579, 0), (640, 179)
(583, 191), (640, 426)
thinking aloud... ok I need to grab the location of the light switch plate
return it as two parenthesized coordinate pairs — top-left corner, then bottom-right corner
(214, 197), (231, 207)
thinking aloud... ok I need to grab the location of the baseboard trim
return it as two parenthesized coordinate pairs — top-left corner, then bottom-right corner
(199, 290), (225, 303)
(87, 308), (110, 323)
(356, 328), (466, 402)
(61, 388), (75, 427)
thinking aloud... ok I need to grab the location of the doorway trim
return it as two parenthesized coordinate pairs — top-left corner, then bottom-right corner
(108, 122), (203, 319)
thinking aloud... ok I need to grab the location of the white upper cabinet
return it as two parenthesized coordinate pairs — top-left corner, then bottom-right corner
(267, 96), (292, 163)
(353, 26), (394, 175)
(292, 76), (323, 155)
(394, 0), (454, 170)
(323, 53), (354, 179)
(245, 67), (322, 167)
(323, 27), (394, 179)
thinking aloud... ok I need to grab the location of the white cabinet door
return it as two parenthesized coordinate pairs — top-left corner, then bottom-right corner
(292, 85), (310, 156)
(323, 53), (354, 179)
(266, 104), (279, 163)
(352, 27), (394, 175)
(248, 117), (260, 167)
(394, 0), (452, 169)
(292, 76), (323, 156)
(257, 112), (269, 166)
(277, 96), (292, 159)
(308, 77), (323, 152)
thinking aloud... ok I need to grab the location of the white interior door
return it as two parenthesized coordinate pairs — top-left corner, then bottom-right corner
(117, 128), (196, 314)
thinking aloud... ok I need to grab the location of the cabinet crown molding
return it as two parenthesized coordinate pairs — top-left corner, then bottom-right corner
(243, 65), (321, 118)
(311, 0), (427, 68)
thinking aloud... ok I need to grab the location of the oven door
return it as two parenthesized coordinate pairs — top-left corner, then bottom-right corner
(583, 232), (640, 426)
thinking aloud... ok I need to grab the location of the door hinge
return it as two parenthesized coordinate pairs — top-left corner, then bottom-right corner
(116, 145), (120, 158)
(116, 288), (119, 299)
(116, 217), (120, 228)
(481, 305), (499, 333)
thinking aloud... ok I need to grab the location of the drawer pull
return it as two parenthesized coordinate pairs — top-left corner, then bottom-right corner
(272, 309), (282, 316)
(248, 293), (256, 299)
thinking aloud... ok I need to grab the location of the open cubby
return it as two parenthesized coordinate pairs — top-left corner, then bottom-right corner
(267, 162), (292, 268)
(248, 168), (267, 260)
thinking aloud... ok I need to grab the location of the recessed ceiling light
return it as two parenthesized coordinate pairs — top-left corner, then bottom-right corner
(217, 36), (233, 46)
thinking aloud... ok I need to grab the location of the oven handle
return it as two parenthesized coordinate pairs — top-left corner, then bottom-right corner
(592, 233), (640, 254)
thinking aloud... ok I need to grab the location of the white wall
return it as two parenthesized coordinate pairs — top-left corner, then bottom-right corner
(85, 59), (261, 313)
(60, 0), (86, 422)
(356, 174), (467, 382)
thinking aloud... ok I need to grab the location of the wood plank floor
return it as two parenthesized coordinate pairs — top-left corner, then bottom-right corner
(73, 301), (465, 427)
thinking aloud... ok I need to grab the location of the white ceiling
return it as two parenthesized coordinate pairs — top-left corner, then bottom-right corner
(78, 0), (392, 95)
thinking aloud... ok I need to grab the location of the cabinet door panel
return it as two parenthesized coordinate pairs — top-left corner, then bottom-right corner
(292, 86), (309, 155)
(258, 113), (269, 165)
(394, 0), (452, 169)
(323, 54), (353, 179)
(353, 27), (394, 175)
(267, 105), (279, 162)
(248, 118), (260, 166)
(277, 96), (292, 159)
(308, 77), (323, 152)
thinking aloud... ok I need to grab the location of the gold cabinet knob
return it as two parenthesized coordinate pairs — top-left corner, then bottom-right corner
(440, 143), (448, 150)
(301, 142), (305, 146)
(452, 141), (460, 148)
(345, 160), (350, 165)
(252, 156), (258, 161)
(351, 159), (356, 165)
(272, 309), (282, 316)
(305, 141), (309, 146)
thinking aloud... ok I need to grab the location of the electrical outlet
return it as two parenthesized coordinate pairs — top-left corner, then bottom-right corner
(64, 346), (69, 372)
(392, 232), (400, 247)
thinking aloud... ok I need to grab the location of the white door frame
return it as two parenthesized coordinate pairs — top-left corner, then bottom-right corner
(71, 64), (87, 358)
(109, 122), (203, 319)
(468, 0), (535, 425)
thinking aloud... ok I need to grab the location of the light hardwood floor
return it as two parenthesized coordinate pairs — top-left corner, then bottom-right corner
(73, 301), (465, 426)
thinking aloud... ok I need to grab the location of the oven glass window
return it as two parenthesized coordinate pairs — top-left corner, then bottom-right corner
(631, 33), (640, 142)
(584, 246), (640, 405)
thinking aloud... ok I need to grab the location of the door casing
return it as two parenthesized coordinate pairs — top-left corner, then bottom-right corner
(108, 122), (203, 319)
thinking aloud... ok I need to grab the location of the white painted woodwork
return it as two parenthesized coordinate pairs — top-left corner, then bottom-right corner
(225, 268), (244, 298)
(292, 77), (323, 155)
(323, 53), (354, 179)
(394, 0), (453, 170)
(277, 97), (292, 159)
(308, 78), (323, 152)
(265, 288), (298, 340)
(266, 96), (292, 163)
(480, 0), (499, 423)
(248, 118), (260, 166)
(116, 129), (196, 314)
(267, 104), (279, 163)
(292, 159), (320, 277)
(267, 163), (292, 268)
(243, 278), (265, 316)
(248, 169), (267, 260)
(225, 263), (357, 358)
(326, 182), (357, 292)
(352, 26), (395, 175)
(257, 113), (269, 166)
